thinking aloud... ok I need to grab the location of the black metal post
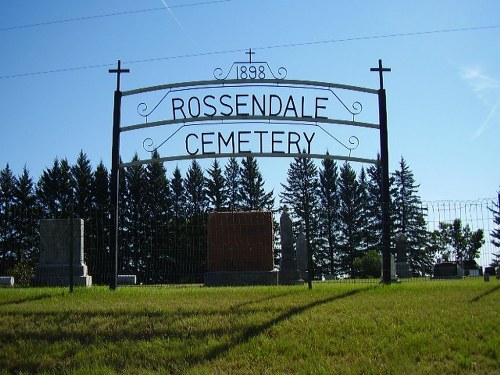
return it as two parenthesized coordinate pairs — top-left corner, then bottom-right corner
(109, 90), (121, 290)
(109, 60), (129, 290)
(69, 214), (74, 293)
(371, 59), (392, 284)
(378, 88), (391, 284)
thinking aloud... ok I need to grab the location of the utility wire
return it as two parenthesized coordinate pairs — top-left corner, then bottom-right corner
(1, 25), (499, 80)
(0, 0), (238, 32)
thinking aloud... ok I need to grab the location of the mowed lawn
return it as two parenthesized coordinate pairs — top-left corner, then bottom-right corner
(0, 279), (498, 374)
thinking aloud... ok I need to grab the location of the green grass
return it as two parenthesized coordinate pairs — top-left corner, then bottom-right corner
(0, 280), (499, 374)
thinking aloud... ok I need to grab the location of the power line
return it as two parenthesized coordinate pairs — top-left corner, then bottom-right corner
(0, 0), (238, 32)
(1, 25), (499, 80)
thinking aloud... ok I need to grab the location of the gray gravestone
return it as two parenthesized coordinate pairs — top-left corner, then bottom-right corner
(34, 219), (92, 287)
(296, 225), (308, 281)
(278, 208), (303, 285)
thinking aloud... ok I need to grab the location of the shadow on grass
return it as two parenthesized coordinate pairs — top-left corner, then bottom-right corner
(468, 284), (500, 303)
(188, 285), (376, 369)
(0, 293), (53, 307)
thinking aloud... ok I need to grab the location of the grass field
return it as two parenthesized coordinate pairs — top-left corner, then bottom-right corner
(0, 279), (499, 374)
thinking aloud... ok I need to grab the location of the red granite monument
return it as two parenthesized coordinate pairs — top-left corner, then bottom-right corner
(204, 211), (278, 286)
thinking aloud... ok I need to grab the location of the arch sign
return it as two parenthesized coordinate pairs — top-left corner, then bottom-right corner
(108, 53), (393, 288)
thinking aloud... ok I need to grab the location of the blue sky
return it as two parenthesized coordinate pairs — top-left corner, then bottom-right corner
(1, 0), (499, 203)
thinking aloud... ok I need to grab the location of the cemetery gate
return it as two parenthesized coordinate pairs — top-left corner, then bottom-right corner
(108, 53), (392, 289)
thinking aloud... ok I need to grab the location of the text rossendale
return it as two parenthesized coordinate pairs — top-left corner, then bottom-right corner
(172, 94), (328, 120)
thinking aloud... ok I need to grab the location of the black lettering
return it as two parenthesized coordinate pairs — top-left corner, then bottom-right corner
(218, 132), (235, 153)
(272, 131), (285, 153)
(188, 97), (201, 118)
(288, 132), (301, 153)
(315, 97), (328, 119)
(254, 130), (268, 153)
(185, 133), (199, 155)
(236, 94), (249, 116)
(220, 94), (233, 116)
(301, 96), (312, 118)
(252, 94), (266, 116)
(203, 95), (217, 117)
(269, 94), (282, 117)
(283, 95), (298, 117)
(201, 132), (215, 154)
(238, 131), (251, 153)
(172, 98), (186, 120)
(303, 132), (315, 153)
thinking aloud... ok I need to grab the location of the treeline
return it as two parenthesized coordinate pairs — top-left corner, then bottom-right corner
(0, 150), (490, 284)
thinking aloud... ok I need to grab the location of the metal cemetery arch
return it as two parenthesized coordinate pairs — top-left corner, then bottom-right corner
(109, 55), (392, 289)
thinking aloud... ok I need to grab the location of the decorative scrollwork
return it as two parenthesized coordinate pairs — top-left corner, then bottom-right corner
(316, 124), (360, 156)
(328, 89), (363, 121)
(136, 90), (171, 121)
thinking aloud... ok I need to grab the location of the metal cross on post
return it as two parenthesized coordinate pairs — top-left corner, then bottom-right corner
(371, 59), (392, 284)
(245, 48), (255, 63)
(109, 60), (130, 92)
(108, 60), (129, 290)
(370, 59), (391, 90)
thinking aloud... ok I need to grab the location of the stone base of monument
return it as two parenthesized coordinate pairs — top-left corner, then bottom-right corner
(278, 269), (304, 285)
(33, 264), (92, 287)
(396, 262), (411, 278)
(204, 271), (278, 286)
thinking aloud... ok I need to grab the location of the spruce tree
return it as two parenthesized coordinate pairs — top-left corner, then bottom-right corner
(280, 156), (320, 277)
(0, 164), (17, 271)
(36, 158), (73, 218)
(392, 157), (432, 275)
(205, 159), (226, 211)
(144, 151), (171, 283)
(91, 161), (110, 284)
(71, 151), (94, 220)
(224, 158), (240, 212)
(337, 162), (364, 277)
(238, 156), (274, 211)
(123, 154), (147, 279)
(13, 166), (38, 262)
(318, 156), (340, 276)
(365, 159), (384, 251)
(170, 166), (186, 220)
(184, 160), (207, 218)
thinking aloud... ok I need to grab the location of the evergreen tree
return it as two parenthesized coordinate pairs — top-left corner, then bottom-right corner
(337, 162), (364, 277)
(90, 161), (110, 284)
(122, 154), (147, 279)
(357, 167), (370, 251)
(170, 166), (186, 220)
(0, 164), (17, 271)
(71, 151), (94, 220)
(238, 156), (274, 211)
(318, 156), (340, 276)
(365, 159), (384, 251)
(13, 166), (39, 262)
(224, 158), (240, 212)
(144, 151), (171, 283)
(280, 156), (320, 277)
(184, 160), (207, 218)
(391, 157), (432, 275)
(36, 158), (73, 218)
(205, 159), (226, 211)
